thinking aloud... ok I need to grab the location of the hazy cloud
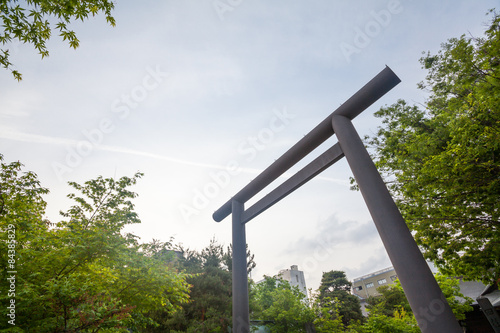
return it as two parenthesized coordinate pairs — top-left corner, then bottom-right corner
(285, 214), (380, 256)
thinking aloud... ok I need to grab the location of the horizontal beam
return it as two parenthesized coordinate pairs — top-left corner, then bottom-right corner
(242, 143), (344, 223)
(213, 66), (401, 222)
(213, 112), (333, 222)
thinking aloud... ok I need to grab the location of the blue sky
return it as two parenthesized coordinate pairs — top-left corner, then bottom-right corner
(1, 0), (497, 292)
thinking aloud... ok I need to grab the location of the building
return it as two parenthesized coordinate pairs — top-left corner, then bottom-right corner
(352, 262), (438, 299)
(352, 266), (398, 299)
(278, 265), (308, 297)
(457, 278), (500, 332)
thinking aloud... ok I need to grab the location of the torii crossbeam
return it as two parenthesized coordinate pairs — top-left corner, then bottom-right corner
(213, 66), (462, 333)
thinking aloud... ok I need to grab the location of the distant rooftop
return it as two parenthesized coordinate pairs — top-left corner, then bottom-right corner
(278, 265), (299, 274)
(353, 262), (438, 283)
(353, 266), (394, 282)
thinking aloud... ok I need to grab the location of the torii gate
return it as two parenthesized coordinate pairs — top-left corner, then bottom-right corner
(212, 66), (462, 333)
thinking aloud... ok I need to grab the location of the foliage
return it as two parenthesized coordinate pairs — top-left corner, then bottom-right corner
(311, 295), (346, 333)
(433, 274), (474, 321)
(310, 271), (471, 333)
(0, 0), (116, 80)
(318, 270), (352, 295)
(0, 155), (49, 245)
(317, 271), (364, 327)
(224, 243), (257, 274)
(365, 275), (473, 330)
(365, 285), (411, 318)
(171, 239), (232, 333)
(0, 154), (190, 331)
(150, 238), (256, 332)
(367, 10), (500, 284)
(251, 276), (315, 333)
(364, 309), (420, 333)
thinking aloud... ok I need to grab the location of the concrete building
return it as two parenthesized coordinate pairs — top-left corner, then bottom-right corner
(278, 265), (308, 298)
(352, 262), (438, 299)
(352, 266), (398, 299)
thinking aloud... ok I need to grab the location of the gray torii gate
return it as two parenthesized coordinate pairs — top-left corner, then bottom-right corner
(213, 66), (462, 333)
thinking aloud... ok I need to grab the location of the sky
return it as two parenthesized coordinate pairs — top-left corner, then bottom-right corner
(0, 0), (497, 292)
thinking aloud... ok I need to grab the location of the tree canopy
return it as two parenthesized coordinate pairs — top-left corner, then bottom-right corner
(316, 271), (364, 327)
(367, 10), (500, 284)
(364, 275), (472, 332)
(366, 275), (472, 321)
(0, 0), (116, 80)
(251, 275), (315, 333)
(149, 238), (257, 332)
(0, 155), (191, 331)
(150, 239), (233, 332)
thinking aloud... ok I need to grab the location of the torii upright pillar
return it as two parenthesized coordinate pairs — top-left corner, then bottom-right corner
(213, 66), (462, 333)
(231, 200), (250, 331)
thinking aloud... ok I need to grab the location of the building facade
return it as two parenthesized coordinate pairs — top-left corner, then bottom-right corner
(278, 265), (308, 298)
(352, 266), (398, 299)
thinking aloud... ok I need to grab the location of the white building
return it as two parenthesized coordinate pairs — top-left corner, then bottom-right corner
(278, 265), (308, 298)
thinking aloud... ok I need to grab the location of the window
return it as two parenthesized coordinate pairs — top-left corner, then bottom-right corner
(354, 286), (363, 291)
(378, 278), (387, 285)
(366, 282), (374, 288)
(390, 275), (398, 281)
(296, 276), (299, 283)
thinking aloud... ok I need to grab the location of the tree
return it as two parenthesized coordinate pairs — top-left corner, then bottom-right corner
(367, 10), (500, 284)
(363, 309), (420, 333)
(312, 299), (345, 333)
(317, 271), (364, 327)
(152, 238), (257, 332)
(177, 239), (233, 333)
(0, 155), (191, 331)
(224, 243), (257, 274)
(365, 285), (412, 318)
(252, 276), (315, 333)
(1, 0), (116, 80)
(435, 275), (474, 321)
(364, 275), (473, 332)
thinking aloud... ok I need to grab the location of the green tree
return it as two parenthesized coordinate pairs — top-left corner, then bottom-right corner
(152, 238), (256, 332)
(365, 285), (411, 318)
(317, 271), (364, 327)
(363, 309), (420, 333)
(367, 10), (500, 284)
(224, 243), (257, 274)
(433, 274), (474, 321)
(364, 275), (472, 331)
(178, 239), (232, 333)
(1, 0), (116, 80)
(252, 276), (315, 333)
(0, 155), (191, 331)
(311, 294), (346, 333)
